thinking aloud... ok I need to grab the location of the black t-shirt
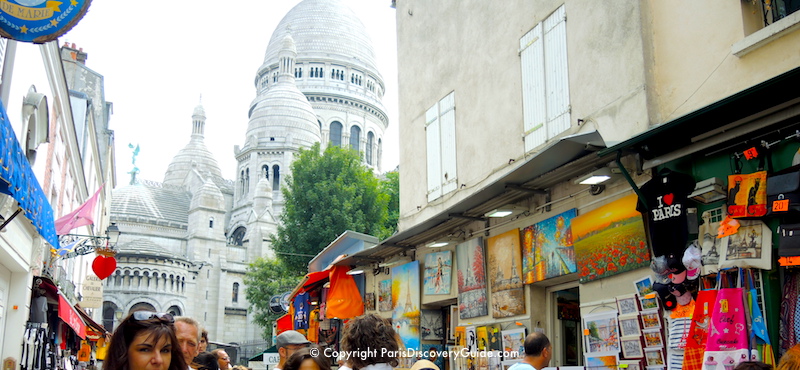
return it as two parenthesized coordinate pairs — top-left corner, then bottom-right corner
(636, 171), (696, 258)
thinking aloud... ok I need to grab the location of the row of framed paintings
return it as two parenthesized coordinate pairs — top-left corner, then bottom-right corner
(585, 351), (665, 370)
(616, 292), (659, 316)
(620, 329), (663, 359)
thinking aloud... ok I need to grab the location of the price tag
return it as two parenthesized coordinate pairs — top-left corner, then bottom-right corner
(720, 299), (729, 313)
(779, 256), (800, 266)
(773, 199), (789, 212)
(583, 329), (590, 336)
(743, 147), (759, 160)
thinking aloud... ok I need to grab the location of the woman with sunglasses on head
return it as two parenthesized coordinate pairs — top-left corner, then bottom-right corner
(104, 311), (188, 370)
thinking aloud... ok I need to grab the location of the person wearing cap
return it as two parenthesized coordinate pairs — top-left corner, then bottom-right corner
(508, 332), (552, 370)
(275, 330), (311, 370)
(410, 359), (439, 370)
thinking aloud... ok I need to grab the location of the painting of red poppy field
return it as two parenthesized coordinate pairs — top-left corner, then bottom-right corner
(572, 194), (650, 283)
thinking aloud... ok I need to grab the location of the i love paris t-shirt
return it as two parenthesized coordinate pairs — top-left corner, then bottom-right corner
(636, 170), (696, 258)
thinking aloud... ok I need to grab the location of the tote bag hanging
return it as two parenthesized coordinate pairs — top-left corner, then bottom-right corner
(747, 283), (775, 365)
(684, 288), (718, 370)
(701, 270), (750, 370)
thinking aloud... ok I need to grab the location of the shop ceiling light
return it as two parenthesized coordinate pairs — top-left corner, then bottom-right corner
(484, 205), (527, 218)
(346, 269), (364, 275)
(378, 259), (408, 268)
(688, 177), (726, 204)
(575, 168), (614, 185)
(426, 241), (451, 248)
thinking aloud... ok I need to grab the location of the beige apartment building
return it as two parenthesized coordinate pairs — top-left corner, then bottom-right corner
(337, 1), (800, 368)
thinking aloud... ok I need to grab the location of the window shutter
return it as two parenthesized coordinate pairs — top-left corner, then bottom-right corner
(426, 105), (442, 202)
(544, 5), (570, 139)
(520, 23), (546, 153)
(439, 92), (457, 196)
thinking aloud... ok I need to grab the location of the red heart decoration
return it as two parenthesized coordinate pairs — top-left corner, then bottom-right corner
(92, 255), (117, 280)
(663, 193), (674, 206)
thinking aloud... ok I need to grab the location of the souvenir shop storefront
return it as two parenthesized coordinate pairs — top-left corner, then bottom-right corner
(589, 66), (800, 370)
(281, 232), (372, 360)
(0, 99), (60, 365)
(329, 68), (800, 370)
(24, 275), (109, 370)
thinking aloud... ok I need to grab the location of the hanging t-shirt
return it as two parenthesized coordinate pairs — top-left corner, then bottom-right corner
(308, 309), (319, 343)
(636, 170), (696, 258)
(293, 292), (310, 330)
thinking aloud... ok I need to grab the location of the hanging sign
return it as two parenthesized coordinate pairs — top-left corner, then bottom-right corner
(0, 0), (92, 43)
(80, 274), (102, 308)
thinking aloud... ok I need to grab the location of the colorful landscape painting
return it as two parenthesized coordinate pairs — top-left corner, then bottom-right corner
(392, 261), (421, 350)
(487, 229), (526, 318)
(572, 194), (650, 283)
(456, 237), (489, 319)
(522, 209), (577, 283)
(585, 354), (619, 370)
(378, 279), (392, 311)
(424, 250), (452, 295)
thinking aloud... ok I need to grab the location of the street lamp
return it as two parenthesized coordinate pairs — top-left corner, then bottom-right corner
(57, 223), (122, 279)
(57, 223), (122, 259)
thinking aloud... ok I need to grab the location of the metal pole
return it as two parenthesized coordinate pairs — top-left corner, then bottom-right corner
(0, 39), (17, 107)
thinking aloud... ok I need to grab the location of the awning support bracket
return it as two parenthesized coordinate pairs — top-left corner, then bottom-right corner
(0, 207), (22, 232)
(615, 151), (648, 210)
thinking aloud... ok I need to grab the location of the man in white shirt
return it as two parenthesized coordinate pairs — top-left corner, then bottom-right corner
(274, 330), (311, 370)
(508, 332), (552, 370)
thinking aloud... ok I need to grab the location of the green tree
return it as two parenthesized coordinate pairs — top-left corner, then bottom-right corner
(243, 257), (302, 340)
(272, 142), (390, 274)
(379, 170), (399, 239)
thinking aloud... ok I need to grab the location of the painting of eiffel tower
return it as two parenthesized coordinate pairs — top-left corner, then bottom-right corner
(487, 229), (526, 318)
(392, 260), (420, 350)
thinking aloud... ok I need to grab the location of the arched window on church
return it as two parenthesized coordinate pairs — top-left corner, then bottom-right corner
(272, 165), (280, 190)
(209, 217), (214, 229)
(330, 121), (342, 147)
(262, 165), (269, 180)
(245, 168), (250, 194)
(367, 132), (375, 165)
(240, 170), (245, 194)
(230, 226), (246, 246)
(378, 138), (383, 169)
(350, 125), (361, 152)
(232, 283), (239, 303)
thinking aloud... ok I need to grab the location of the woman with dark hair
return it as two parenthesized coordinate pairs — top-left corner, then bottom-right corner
(104, 311), (188, 370)
(193, 352), (220, 370)
(283, 347), (331, 370)
(340, 314), (400, 370)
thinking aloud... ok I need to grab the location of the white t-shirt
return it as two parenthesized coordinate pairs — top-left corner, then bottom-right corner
(508, 362), (537, 370)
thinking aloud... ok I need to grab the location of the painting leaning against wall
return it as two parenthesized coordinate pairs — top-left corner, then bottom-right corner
(487, 229), (526, 318)
(572, 193), (650, 283)
(456, 237), (488, 319)
(522, 208), (578, 284)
